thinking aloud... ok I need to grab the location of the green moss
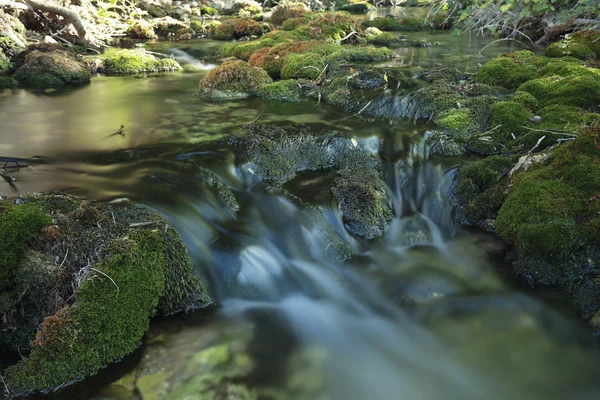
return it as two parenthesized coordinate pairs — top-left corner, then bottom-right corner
(199, 6), (218, 16)
(366, 32), (399, 46)
(496, 127), (600, 284)
(104, 50), (181, 75)
(213, 18), (263, 40)
(218, 35), (285, 61)
(436, 108), (477, 137)
(340, 1), (373, 13)
(475, 55), (539, 89)
(281, 17), (309, 31)
(538, 105), (599, 131)
(518, 74), (600, 108)
(545, 39), (595, 60)
(199, 59), (272, 98)
(281, 53), (325, 80)
(0, 75), (17, 89)
(224, 0), (262, 17)
(509, 91), (539, 111)
(332, 167), (392, 240)
(270, 3), (311, 26)
(325, 46), (396, 63)
(13, 48), (91, 88)
(0, 204), (51, 291)
(306, 12), (358, 41)
(571, 30), (600, 56)
(489, 101), (533, 135)
(257, 79), (304, 102)
(128, 20), (158, 40)
(454, 156), (516, 226)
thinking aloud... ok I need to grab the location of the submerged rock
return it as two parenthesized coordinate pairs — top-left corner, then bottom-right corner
(1, 194), (211, 394)
(13, 45), (91, 88)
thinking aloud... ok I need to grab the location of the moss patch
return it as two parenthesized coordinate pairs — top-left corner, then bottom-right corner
(213, 18), (262, 40)
(13, 47), (90, 88)
(199, 59), (272, 98)
(257, 79), (304, 102)
(104, 49), (182, 75)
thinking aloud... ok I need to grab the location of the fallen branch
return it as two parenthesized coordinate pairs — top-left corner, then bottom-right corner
(528, 135), (546, 153)
(20, 0), (88, 45)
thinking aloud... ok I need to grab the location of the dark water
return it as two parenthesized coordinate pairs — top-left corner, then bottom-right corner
(2, 34), (600, 400)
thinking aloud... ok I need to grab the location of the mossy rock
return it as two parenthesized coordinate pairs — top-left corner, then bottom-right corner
(571, 30), (600, 56)
(475, 51), (543, 89)
(151, 17), (188, 38)
(199, 6), (219, 16)
(199, 59), (272, 98)
(213, 18), (263, 40)
(0, 49), (10, 72)
(270, 3), (312, 26)
(2, 195), (211, 393)
(257, 79), (304, 102)
(104, 49), (182, 75)
(340, 0), (374, 13)
(223, 0), (263, 17)
(436, 108), (479, 137)
(281, 17), (310, 31)
(545, 39), (595, 60)
(305, 12), (359, 42)
(367, 32), (400, 46)
(128, 20), (158, 40)
(218, 31), (289, 61)
(496, 127), (600, 286)
(489, 101), (533, 136)
(332, 167), (393, 240)
(517, 73), (600, 109)
(12, 47), (90, 88)
(281, 53), (325, 80)
(453, 155), (516, 228)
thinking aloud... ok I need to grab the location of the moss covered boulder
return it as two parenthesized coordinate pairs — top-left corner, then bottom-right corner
(13, 46), (90, 88)
(340, 0), (374, 13)
(223, 0), (263, 17)
(199, 59), (272, 98)
(1, 194), (211, 394)
(128, 20), (158, 40)
(545, 32), (600, 60)
(104, 49), (182, 75)
(213, 18), (263, 40)
(257, 79), (305, 102)
(270, 2), (312, 26)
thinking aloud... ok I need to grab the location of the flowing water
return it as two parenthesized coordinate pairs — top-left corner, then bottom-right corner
(2, 33), (600, 400)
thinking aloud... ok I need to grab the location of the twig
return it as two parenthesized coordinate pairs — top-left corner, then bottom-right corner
(528, 135), (546, 153)
(0, 373), (8, 395)
(129, 221), (159, 228)
(520, 126), (579, 137)
(89, 267), (119, 295)
(58, 248), (69, 269)
(336, 30), (357, 44)
(479, 38), (529, 55)
(293, 65), (322, 77)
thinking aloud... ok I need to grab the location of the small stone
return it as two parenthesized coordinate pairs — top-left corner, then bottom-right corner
(136, 372), (167, 400)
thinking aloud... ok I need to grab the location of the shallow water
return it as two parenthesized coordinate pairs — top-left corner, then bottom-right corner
(1, 33), (600, 400)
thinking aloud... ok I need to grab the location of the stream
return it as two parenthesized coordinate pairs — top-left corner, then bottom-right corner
(2, 31), (600, 399)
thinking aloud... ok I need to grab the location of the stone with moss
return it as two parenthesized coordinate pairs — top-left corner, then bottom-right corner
(218, 31), (289, 61)
(475, 51), (544, 89)
(270, 2), (312, 26)
(13, 46), (90, 88)
(199, 59), (272, 98)
(213, 18), (263, 40)
(1, 194), (211, 393)
(257, 79), (304, 102)
(453, 156), (517, 229)
(305, 12), (359, 42)
(367, 32), (400, 46)
(496, 126), (600, 288)
(571, 30), (600, 56)
(545, 37), (596, 60)
(104, 49), (182, 75)
(281, 17), (310, 31)
(128, 20), (158, 40)
(223, 0), (262, 17)
(199, 6), (219, 16)
(518, 73), (600, 109)
(340, 0), (374, 13)
(151, 17), (188, 38)
(332, 167), (393, 239)
(281, 53), (325, 80)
